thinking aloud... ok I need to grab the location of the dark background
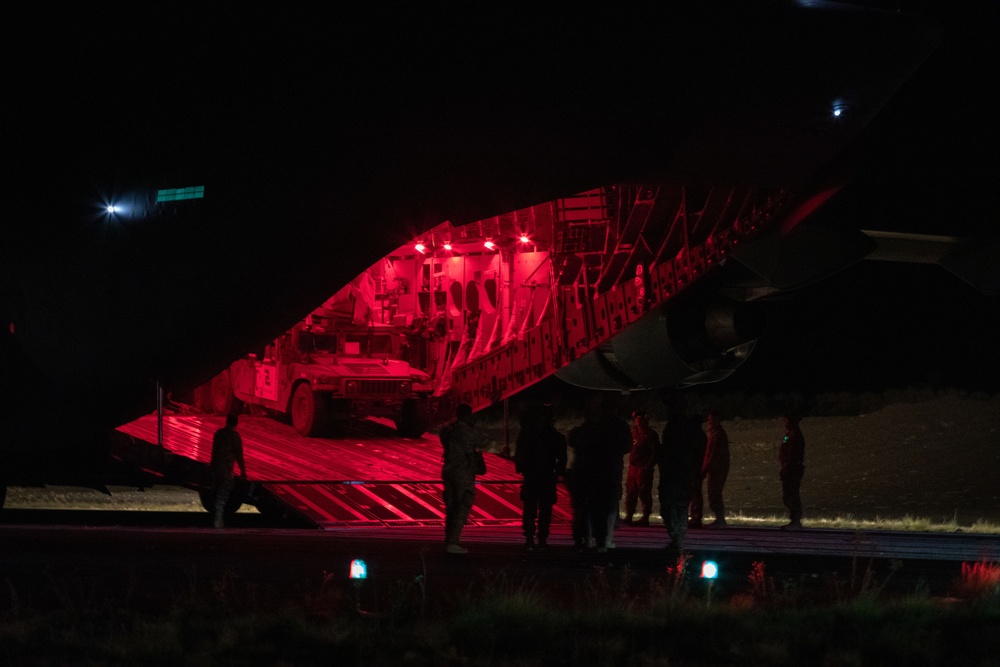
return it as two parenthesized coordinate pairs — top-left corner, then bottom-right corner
(727, 262), (1000, 395)
(717, 1), (1000, 398)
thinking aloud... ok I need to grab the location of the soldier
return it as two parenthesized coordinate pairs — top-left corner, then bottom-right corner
(440, 403), (490, 554)
(779, 414), (805, 530)
(686, 413), (709, 529)
(567, 395), (631, 553)
(515, 404), (567, 551)
(624, 410), (658, 527)
(702, 411), (730, 528)
(210, 413), (247, 528)
(658, 400), (703, 552)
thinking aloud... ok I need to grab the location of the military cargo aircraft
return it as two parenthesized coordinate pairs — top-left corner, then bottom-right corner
(2, 2), (996, 504)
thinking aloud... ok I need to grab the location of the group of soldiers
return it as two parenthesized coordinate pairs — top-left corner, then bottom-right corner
(602, 401), (805, 552)
(560, 397), (735, 555)
(437, 396), (806, 555)
(632, 402), (732, 553)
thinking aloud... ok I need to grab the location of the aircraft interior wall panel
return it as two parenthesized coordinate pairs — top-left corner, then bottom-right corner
(704, 234), (721, 267)
(561, 287), (591, 358)
(540, 319), (562, 372)
(454, 367), (475, 407)
(487, 351), (503, 400)
(608, 287), (626, 335)
(527, 326), (544, 381)
(509, 339), (528, 393)
(622, 279), (641, 324)
(674, 251), (691, 288)
(500, 346), (514, 393)
(654, 262), (676, 303)
(647, 264), (662, 305)
(474, 350), (505, 404)
(459, 364), (483, 408)
(511, 251), (550, 287)
(468, 358), (487, 406)
(593, 292), (611, 341)
(691, 245), (707, 279)
(492, 348), (511, 398)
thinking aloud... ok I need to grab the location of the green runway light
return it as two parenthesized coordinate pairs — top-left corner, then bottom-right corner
(350, 559), (368, 580)
(156, 185), (205, 202)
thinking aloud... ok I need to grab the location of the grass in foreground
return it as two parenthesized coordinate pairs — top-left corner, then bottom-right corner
(2, 558), (998, 665)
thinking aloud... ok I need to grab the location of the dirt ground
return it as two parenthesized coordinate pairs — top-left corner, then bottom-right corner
(641, 393), (1000, 526)
(6, 394), (999, 527)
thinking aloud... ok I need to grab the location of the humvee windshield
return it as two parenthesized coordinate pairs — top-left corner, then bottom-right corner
(298, 331), (338, 354)
(345, 333), (394, 356)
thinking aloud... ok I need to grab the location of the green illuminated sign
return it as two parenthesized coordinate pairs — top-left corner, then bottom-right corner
(156, 185), (205, 202)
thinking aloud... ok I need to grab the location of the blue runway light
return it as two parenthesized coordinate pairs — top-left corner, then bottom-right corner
(701, 560), (719, 579)
(350, 559), (368, 580)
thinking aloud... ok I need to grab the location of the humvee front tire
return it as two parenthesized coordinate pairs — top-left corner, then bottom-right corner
(211, 370), (243, 415)
(395, 398), (428, 437)
(290, 382), (330, 436)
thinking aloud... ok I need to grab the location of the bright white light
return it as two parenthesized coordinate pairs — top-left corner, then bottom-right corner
(833, 107), (842, 117)
(349, 559), (368, 580)
(443, 243), (452, 251)
(519, 234), (530, 244)
(107, 205), (120, 214)
(701, 560), (719, 579)
(414, 243), (426, 254)
(483, 240), (496, 250)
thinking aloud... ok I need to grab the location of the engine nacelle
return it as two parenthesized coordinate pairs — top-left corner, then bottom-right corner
(555, 294), (765, 391)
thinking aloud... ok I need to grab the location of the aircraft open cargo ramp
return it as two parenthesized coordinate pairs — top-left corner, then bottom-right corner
(115, 413), (573, 529)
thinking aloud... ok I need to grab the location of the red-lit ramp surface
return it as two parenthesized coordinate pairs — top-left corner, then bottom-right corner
(115, 413), (572, 529)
